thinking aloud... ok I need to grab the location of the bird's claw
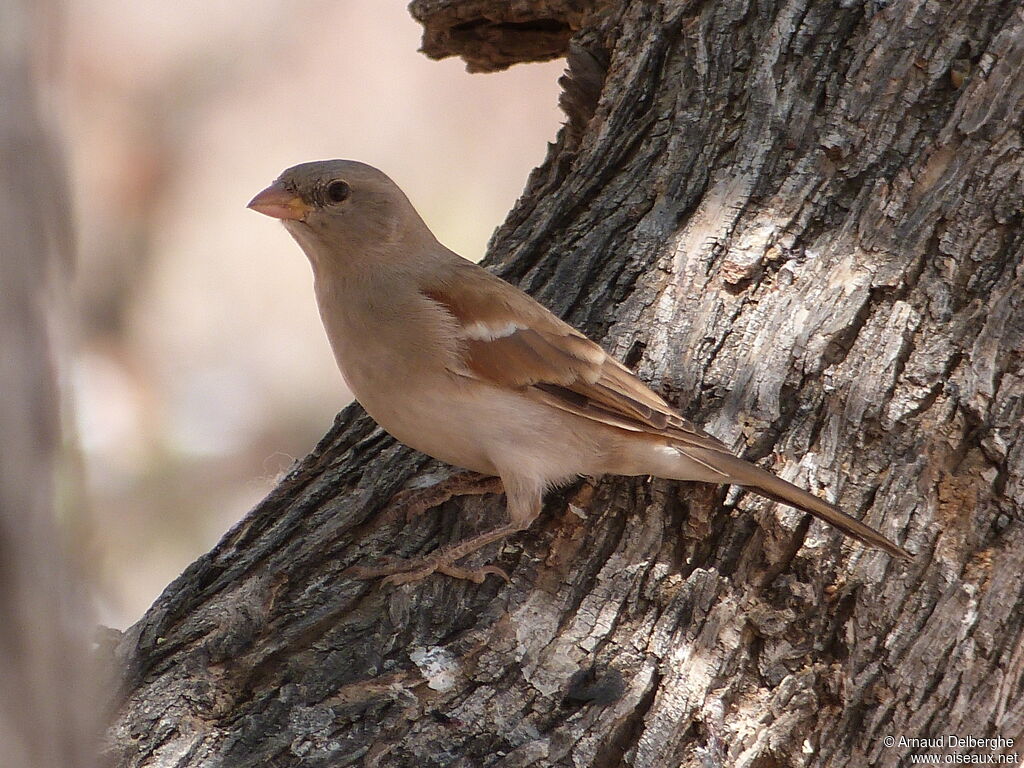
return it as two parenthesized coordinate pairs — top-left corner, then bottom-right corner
(381, 472), (504, 524)
(346, 555), (509, 586)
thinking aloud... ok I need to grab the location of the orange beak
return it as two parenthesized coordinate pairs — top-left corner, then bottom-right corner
(247, 181), (311, 221)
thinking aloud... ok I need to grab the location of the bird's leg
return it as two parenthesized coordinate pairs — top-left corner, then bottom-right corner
(346, 476), (543, 585)
(382, 471), (504, 523)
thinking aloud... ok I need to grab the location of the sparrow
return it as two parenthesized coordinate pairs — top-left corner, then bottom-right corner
(247, 159), (912, 582)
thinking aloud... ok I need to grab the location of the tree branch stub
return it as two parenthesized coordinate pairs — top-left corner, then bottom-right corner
(408, 0), (605, 71)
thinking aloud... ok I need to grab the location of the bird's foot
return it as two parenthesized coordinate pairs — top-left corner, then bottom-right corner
(345, 522), (519, 585)
(385, 472), (504, 523)
(345, 555), (509, 586)
(395, 559), (509, 586)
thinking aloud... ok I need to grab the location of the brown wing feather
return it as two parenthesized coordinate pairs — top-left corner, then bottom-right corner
(422, 266), (727, 453)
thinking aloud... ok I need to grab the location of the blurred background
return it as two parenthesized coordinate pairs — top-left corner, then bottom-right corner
(64, 0), (564, 628)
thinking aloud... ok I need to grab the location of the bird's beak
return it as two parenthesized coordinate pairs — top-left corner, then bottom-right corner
(247, 181), (312, 221)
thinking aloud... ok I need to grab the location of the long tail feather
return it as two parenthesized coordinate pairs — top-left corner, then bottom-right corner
(685, 448), (912, 561)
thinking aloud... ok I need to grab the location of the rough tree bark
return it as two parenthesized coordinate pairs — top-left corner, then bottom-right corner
(107, 1), (1024, 766)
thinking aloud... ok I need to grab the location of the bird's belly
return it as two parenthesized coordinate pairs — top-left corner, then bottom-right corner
(349, 375), (604, 484)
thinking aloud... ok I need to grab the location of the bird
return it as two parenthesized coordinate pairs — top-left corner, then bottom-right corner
(247, 159), (912, 582)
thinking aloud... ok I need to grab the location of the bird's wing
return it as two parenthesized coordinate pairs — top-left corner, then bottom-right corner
(421, 263), (728, 455)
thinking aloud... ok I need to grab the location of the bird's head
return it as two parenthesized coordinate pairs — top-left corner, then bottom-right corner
(248, 159), (432, 272)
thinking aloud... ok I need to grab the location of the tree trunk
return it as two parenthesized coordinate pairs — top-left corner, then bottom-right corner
(106, 1), (1024, 766)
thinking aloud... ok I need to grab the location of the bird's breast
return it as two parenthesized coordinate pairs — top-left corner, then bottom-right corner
(314, 280), (497, 471)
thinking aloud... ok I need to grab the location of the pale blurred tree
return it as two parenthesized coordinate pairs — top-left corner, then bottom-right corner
(0, 1), (97, 766)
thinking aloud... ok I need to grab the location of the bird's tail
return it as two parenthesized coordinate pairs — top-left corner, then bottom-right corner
(681, 447), (912, 561)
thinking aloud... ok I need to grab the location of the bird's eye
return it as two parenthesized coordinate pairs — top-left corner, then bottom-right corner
(325, 180), (350, 204)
